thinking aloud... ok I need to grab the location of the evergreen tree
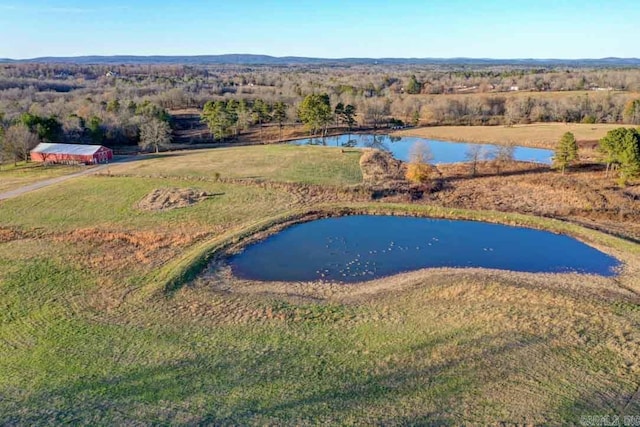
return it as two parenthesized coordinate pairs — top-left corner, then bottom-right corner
(272, 102), (287, 128)
(406, 75), (422, 94)
(87, 116), (105, 144)
(411, 110), (420, 127)
(342, 104), (357, 130)
(19, 113), (61, 142)
(235, 99), (252, 135)
(623, 99), (640, 125)
(252, 99), (271, 124)
(598, 127), (640, 185)
(553, 131), (579, 173)
(135, 100), (170, 122)
(298, 93), (332, 135)
(272, 102), (288, 141)
(334, 102), (344, 127)
(201, 100), (233, 140)
(106, 99), (121, 113)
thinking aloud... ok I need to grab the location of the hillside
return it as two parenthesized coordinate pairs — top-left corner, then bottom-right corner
(2, 54), (640, 67)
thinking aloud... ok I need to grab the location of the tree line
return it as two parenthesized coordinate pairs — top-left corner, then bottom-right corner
(0, 100), (172, 165)
(200, 94), (357, 140)
(3, 62), (640, 167)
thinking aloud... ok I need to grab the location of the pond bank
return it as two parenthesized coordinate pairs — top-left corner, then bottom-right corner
(145, 203), (640, 299)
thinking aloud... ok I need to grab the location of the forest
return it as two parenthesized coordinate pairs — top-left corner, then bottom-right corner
(1, 61), (640, 163)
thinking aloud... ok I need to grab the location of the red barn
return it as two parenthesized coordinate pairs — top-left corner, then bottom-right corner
(31, 143), (113, 165)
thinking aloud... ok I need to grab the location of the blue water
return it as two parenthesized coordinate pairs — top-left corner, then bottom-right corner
(290, 134), (553, 164)
(229, 216), (621, 283)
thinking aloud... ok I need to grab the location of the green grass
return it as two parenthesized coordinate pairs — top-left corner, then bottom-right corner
(0, 175), (298, 232)
(2, 256), (639, 424)
(1, 144), (640, 424)
(108, 144), (363, 186)
(0, 162), (83, 193)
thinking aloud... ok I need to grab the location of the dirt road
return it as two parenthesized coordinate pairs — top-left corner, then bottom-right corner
(0, 162), (118, 202)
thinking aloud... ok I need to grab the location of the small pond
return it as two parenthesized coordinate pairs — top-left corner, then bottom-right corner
(229, 216), (621, 283)
(290, 134), (553, 164)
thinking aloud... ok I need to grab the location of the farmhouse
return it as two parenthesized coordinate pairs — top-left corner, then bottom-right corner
(31, 143), (113, 165)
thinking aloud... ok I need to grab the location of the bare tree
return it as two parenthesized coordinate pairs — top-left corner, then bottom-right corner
(364, 98), (390, 129)
(139, 118), (172, 153)
(465, 145), (488, 176)
(489, 142), (515, 175)
(3, 124), (40, 164)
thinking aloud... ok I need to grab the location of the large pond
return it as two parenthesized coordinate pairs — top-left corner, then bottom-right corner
(229, 216), (621, 283)
(290, 134), (553, 164)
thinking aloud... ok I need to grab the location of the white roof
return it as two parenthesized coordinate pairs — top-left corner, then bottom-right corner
(31, 143), (109, 156)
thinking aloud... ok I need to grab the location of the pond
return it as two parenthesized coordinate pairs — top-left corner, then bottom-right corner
(229, 216), (621, 283)
(290, 134), (553, 164)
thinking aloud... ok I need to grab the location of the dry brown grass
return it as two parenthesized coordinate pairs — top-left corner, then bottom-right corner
(427, 161), (640, 241)
(136, 187), (215, 211)
(181, 242), (640, 423)
(51, 228), (211, 268)
(359, 149), (405, 183)
(395, 122), (625, 149)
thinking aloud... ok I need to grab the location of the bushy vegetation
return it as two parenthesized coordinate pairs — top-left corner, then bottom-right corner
(405, 141), (433, 184)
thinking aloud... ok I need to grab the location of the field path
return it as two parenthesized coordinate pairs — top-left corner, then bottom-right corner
(0, 157), (132, 201)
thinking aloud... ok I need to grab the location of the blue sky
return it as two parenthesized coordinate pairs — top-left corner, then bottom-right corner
(1, 0), (638, 59)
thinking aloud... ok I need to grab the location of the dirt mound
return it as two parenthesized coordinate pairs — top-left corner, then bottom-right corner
(137, 188), (214, 211)
(359, 149), (405, 183)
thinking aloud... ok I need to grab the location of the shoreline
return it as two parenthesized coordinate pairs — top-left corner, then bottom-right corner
(146, 204), (640, 300)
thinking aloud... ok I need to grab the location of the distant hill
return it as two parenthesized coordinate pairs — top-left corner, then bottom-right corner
(1, 54), (640, 67)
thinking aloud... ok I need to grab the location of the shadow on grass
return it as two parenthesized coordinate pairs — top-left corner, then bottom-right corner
(1, 328), (631, 425)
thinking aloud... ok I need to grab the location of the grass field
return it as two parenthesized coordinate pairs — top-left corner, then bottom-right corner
(0, 162), (84, 193)
(1, 144), (640, 425)
(109, 144), (363, 186)
(394, 122), (625, 149)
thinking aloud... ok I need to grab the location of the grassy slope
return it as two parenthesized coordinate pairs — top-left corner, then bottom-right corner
(108, 144), (363, 186)
(395, 123), (624, 149)
(0, 162), (84, 193)
(1, 145), (639, 425)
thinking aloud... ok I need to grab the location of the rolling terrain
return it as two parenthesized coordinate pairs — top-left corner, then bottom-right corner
(1, 143), (639, 424)
(2, 54), (640, 66)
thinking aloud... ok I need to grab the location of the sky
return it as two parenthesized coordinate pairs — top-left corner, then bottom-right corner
(1, 0), (638, 59)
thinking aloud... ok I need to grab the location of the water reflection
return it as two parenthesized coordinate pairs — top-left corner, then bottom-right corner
(291, 134), (552, 164)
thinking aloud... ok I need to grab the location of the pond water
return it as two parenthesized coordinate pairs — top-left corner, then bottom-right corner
(229, 216), (621, 283)
(290, 134), (553, 164)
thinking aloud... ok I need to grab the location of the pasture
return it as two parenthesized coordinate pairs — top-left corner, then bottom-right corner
(0, 162), (83, 194)
(1, 143), (639, 425)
